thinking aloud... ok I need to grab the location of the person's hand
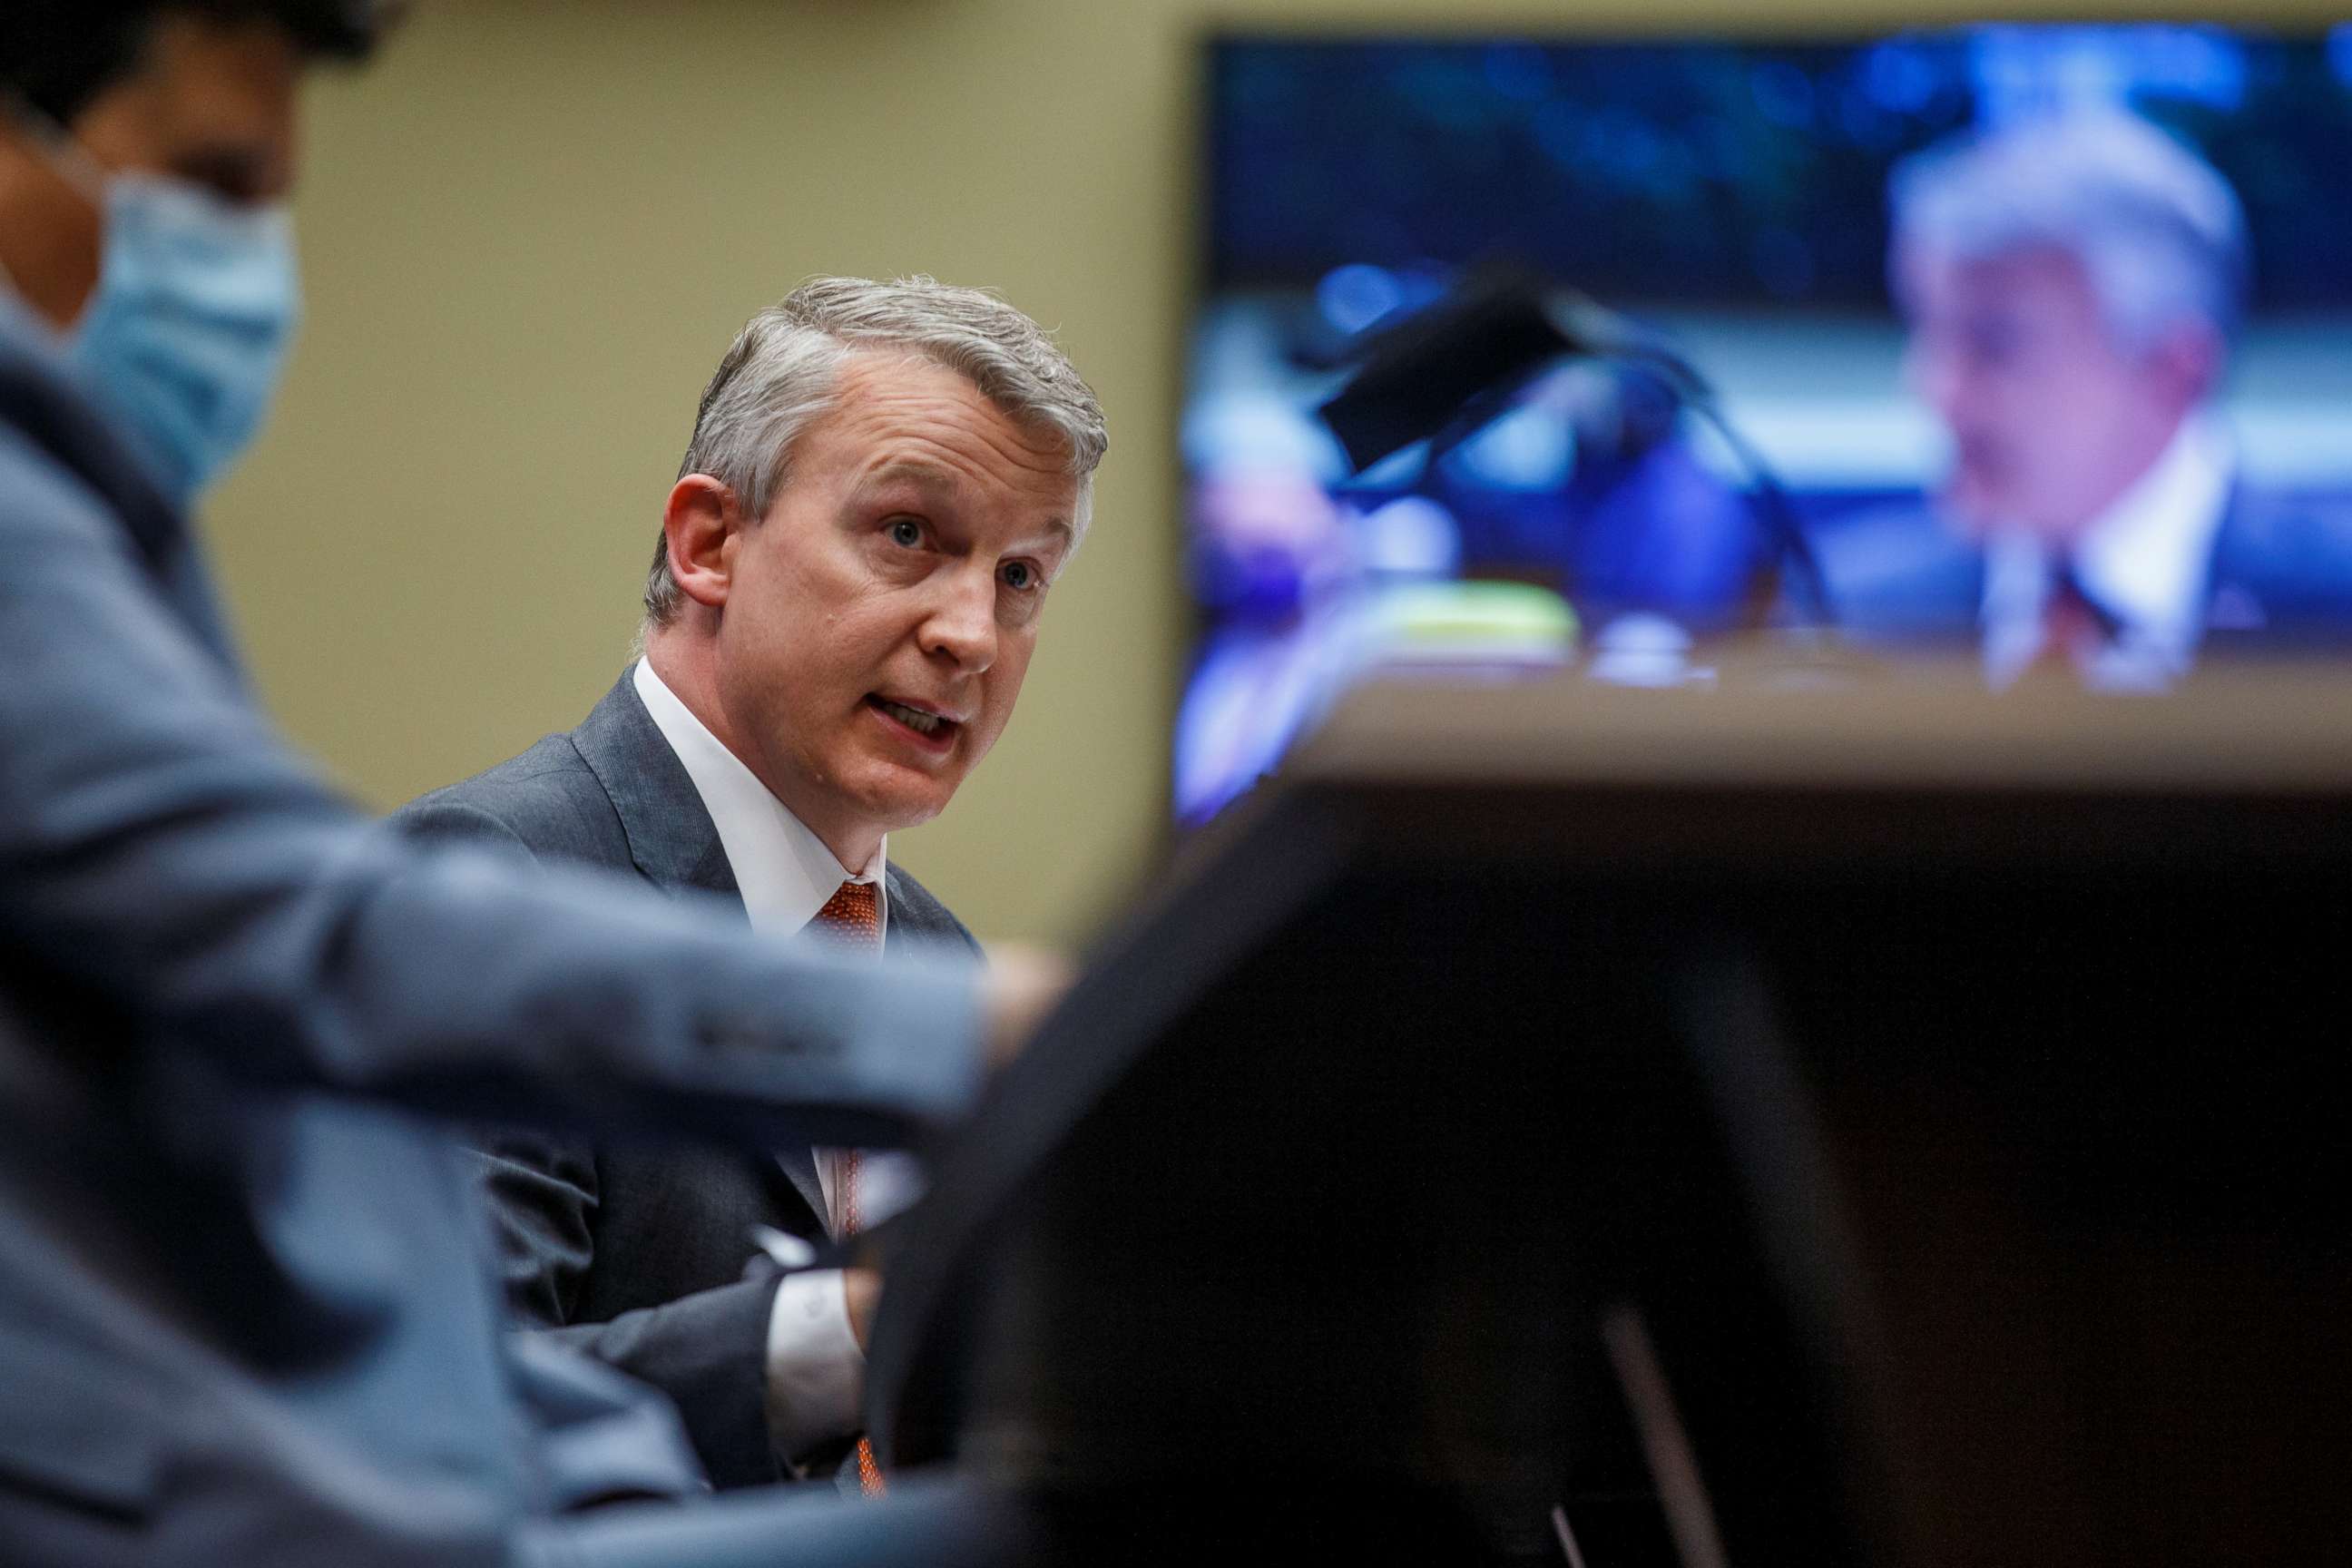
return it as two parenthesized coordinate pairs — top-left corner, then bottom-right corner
(844, 1267), (880, 1353)
(980, 943), (1075, 1069)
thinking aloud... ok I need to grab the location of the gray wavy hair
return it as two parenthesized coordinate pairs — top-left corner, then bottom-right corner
(640, 275), (1108, 633)
(1890, 111), (2249, 350)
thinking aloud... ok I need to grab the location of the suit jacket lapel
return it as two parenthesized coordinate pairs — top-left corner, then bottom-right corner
(880, 865), (962, 952)
(569, 673), (744, 908)
(571, 674), (831, 1236)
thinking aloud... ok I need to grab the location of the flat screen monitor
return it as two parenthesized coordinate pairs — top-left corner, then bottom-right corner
(1180, 24), (2352, 822)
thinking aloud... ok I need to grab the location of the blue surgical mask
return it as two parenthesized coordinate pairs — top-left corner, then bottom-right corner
(70, 175), (302, 505)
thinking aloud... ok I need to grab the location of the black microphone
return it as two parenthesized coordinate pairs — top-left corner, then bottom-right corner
(1314, 267), (1835, 631)
(1316, 268), (1602, 475)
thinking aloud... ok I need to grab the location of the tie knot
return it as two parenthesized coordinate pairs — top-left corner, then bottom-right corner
(811, 879), (881, 954)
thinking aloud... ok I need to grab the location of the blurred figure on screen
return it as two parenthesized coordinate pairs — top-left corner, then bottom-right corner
(1818, 111), (2352, 685)
(1175, 392), (1361, 820)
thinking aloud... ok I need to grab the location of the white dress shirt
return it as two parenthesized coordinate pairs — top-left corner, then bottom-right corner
(1980, 414), (2235, 691)
(632, 657), (890, 1466)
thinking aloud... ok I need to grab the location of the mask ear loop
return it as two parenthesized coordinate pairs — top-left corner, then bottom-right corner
(2, 90), (112, 209)
(0, 93), (96, 309)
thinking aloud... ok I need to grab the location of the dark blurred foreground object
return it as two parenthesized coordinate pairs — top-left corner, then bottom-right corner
(0, 12), (995, 1560)
(841, 661), (2351, 1566)
(1318, 268), (1832, 632)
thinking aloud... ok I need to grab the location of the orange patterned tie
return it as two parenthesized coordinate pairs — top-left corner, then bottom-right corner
(809, 881), (887, 1496)
(810, 879), (882, 954)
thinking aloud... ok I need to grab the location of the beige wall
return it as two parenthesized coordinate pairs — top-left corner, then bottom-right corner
(209, 0), (2337, 942)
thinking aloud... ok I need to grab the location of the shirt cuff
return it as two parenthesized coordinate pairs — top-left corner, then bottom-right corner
(763, 1268), (866, 1465)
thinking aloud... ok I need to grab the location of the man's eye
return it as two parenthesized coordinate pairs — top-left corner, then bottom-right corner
(1002, 561), (1037, 591)
(887, 518), (923, 547)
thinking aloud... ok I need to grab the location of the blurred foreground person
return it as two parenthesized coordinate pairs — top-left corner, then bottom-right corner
(0, 5), (1049, 1564)
(1820, 111), (2352, 685)
(400, 278), (1104, 1492)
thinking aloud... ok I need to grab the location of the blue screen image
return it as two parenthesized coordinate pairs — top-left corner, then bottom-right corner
(1180, 25), (2352, 822)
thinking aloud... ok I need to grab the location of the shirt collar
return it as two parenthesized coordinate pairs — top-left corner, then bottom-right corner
(1983, 413), (2235, 649)
(632, 658), (887, 939)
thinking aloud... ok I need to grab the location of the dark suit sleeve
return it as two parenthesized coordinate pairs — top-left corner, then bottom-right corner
(400, 782), (798, 1486)
(474, 1129), (784, 1489)
(0, 446), (983, 1148)
(534, 1273), (783, 1490)
(467, 1131), (604, 1325)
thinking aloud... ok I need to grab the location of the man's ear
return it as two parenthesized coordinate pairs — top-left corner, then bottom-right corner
(662, 475), (745, 612)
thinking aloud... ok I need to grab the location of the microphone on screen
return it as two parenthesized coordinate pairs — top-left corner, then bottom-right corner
(1315, 266), (1687, 475)
(1314, 266), (1834, 630)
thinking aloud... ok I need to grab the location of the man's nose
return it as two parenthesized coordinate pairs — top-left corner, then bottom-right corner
(918, 564), (998, 672)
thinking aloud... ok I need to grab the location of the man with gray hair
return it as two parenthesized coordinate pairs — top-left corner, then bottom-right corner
(1821, 110), (2352, 683)
(399, 274), (1106, 1490)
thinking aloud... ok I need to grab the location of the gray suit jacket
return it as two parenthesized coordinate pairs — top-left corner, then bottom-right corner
(397, 676), (981, 1488)
(0, 307), (978, 1563)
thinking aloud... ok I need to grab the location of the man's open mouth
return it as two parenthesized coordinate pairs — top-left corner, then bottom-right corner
(868, 696), (957, 740)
